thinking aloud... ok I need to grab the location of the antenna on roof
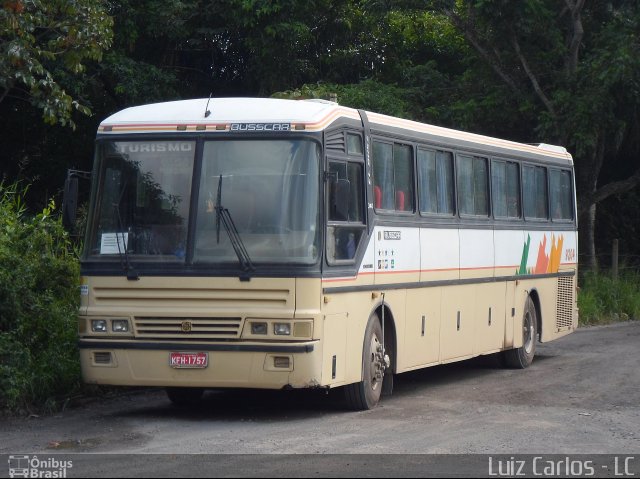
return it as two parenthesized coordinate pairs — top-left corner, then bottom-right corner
(204, 93), (213, 118)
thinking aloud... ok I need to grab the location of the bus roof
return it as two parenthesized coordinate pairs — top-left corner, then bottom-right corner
(99, 97), (361, 132)
(98, 97), (572, 163)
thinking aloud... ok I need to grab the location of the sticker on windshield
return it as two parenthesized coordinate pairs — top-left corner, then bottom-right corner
(100, 232), (129, 254)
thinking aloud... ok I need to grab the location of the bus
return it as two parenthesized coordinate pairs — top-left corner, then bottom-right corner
(69, 97), (578, 410)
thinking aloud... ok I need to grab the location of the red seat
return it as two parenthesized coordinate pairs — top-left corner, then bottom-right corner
(396, 190), (405, 211)
(374, 185), (382, 209)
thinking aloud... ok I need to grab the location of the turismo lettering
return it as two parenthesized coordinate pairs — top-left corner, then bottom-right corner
(115, 143), (193, 153)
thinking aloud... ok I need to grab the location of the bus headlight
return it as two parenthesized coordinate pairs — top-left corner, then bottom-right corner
(91, 320), (108, 333)
(242, 319), (313, 339)
(273, 323), (291, 336)
(111, 319), (130, 333)
(251, 322), (268, 335)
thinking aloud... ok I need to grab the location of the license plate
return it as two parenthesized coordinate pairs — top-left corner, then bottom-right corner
(169, 352), (208, 369)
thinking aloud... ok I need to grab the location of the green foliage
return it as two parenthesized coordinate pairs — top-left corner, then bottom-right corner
(0, 0), (113, 127)
(0, 183), (80, 413)
(578, 271), (640, 326)
(274, 80), (413, 118)
(100, 52), (180, 105)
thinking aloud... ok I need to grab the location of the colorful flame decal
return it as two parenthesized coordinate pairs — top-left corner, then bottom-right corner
(518, 234), (564, 275)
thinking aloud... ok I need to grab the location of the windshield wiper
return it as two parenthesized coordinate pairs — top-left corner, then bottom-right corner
(215, 174), (255, 280)
(112, 203), (139, 281)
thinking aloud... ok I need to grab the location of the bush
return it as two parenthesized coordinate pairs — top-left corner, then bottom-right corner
(578, 270), (640, 325)
(0, 183), (80, 413)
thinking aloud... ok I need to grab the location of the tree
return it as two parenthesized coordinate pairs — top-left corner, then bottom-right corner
(0, 0), (113, 127)
(440, 0), (640, 269)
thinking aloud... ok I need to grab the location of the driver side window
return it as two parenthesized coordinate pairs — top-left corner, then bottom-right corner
(327, 160), (365, 263)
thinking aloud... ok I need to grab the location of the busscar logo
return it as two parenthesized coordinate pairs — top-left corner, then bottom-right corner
(8, 455), (73, 478)
(230, 123), (291, 132)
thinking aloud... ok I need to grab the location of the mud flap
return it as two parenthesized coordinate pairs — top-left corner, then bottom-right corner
(382, 370), (394, 397)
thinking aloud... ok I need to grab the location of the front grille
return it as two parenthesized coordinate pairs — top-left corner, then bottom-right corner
(556, 276), (575, 330)
(134, 317), (243, 340)
(92, 284), (293, 309)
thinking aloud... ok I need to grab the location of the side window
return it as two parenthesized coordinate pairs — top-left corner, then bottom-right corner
(492, 160), (521, 219)
(417, 148), (454, 215)
(550, 169), (573, 220)
(457, 155), (489, 216)
(327, 160), (365, 263)
(372, 140), (414, 212)
(328, 162), (364, 222)
(523, 165), (549, 220)
(346, 133), (363, 156)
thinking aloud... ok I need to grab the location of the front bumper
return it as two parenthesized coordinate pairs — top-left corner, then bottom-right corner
(79, 339), (322, 389)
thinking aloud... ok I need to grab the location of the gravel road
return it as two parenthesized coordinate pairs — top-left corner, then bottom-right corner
(2, 321), (639, 476)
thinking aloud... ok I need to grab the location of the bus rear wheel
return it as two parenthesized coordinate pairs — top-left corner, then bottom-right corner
(502, 296), (537, 369)
(344, 314), (387, 410)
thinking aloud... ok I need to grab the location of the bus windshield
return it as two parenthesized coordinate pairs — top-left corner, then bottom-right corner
(194, 139), (320, 265)
(85, 138), (321, 267)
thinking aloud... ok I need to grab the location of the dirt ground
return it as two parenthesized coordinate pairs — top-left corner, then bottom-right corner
(1, 322), (638, 476)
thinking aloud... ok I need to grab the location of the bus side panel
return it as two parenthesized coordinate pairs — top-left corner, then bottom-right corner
(330, 289), (407, 384)
(374, 227), (420, 285)
(523, 229), (578, 343)
(494, 230), (525, 278)
(320, 291), (380, 387)
(440, 284), (476, 362)
(322, 313), (348, 385)
(459, 229), (494, 280)
(474, 282), (506, 354)
(403, 288), (441, 369)
(512, 277), (557, 347)
(379, 290), (407, 373)
(504, 281), (517, 349)
(420, 228), (459, 282)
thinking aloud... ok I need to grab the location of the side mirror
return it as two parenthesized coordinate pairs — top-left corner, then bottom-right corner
(61, 169), (91, 232)
(62, 176), (79, 231)
(330, 178), (351, 221)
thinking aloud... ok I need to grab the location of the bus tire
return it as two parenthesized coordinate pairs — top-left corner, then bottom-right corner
(503, 296), (537, 369)
(344, 314), (385, 410)
(166, 387), (204, 406)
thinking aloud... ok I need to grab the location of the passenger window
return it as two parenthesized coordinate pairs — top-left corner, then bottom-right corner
(492, 160), (521, 219)
(372, 141), (414, 212)
(457, 155), (489, 216)
(550, 170), (573, 220)
(523, 165), (548, 220)
(418, 149), (454, 215)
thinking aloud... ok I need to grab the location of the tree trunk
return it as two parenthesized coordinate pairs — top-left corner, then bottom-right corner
(579, 202), (598, 272)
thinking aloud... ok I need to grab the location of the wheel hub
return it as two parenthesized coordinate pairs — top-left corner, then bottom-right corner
(523, 312), (534, 354)
(369, 335), (389, 390)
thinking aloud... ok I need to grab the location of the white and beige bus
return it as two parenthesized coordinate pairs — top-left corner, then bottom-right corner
(73, 97), (578, 409)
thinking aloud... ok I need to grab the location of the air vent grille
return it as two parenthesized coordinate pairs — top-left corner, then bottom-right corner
(325, 131), (345, 152)
(556, 276), (575, 330)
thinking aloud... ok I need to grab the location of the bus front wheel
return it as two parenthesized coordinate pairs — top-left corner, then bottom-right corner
(502, 296), (537, 369)
(344, 314), (387, 410)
